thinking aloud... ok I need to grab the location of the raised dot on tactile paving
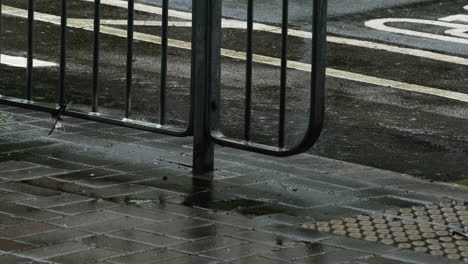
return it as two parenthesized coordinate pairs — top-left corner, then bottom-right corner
(419, 227), (433, 232)
(446, 217), (460, 224)
(376, 229), (390, 234)
(444, 248), (458, 254)
(447, 253), (461, 260)
(361, 225), (374, 231)
(459, 246), (468, 252)
(395, 237), (409, 243)
(461, 251), (468, 257)
(431, 215), (444, 221)
(426, 204), (439, 209)
(359, 220), (372, 226)
(349, 232), (362, 239)
(398, 243), (412, 249)
(428, 209), (441, 215)
(414, 247), (427, 252)
(346, 223), (359, 228)
(444, 212), (458, 217)
(364, 236), (378, 242)
(363, 231), (377, 236)
(422, 232), (436, 239)
(344, 217), (357, 223)
(430, 250), (444, 256)
(317, 221), (329, 227)
(372, 218), (386, 224)
(433, 225), (447, 231)
(416, 216), (430, 222)
(391, 227), (404, 232)
(333, 229), (347, 235)
(426, 239), (440, 244)
(347, 227), (360, 233)
(436, 231), (450, 236)
(330, 219), (343, 225)
(408, 235), (422, 240)
(402, 219), (415, 225)
(458, 210), (468, 216)
(404, 224), (418, 230)
(401, 213), (414, 218)
(318, 227), (331, 232)
(381, 239), (394, 245)
(428, 244), (442, 250)
(440, 202), (453, 208)
(456, 240), (468, 246)
(331, 224), (345, 230)
(412, 241), (426, 247)
(439, 235), (452, 242)
(441, 207), (455, 213)
(405, 229), (420, 235)
(442, 242), (456, 248)
(388, 221), (402, 227)
(400, 208), (412, 213)
(375, 223), (388, 229)
(393, 231), (406, 237)
(357, 215), (370, 221)
(414, 211), (427, 216)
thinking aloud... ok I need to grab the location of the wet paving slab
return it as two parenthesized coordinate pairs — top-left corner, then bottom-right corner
(0, 107), (466, 263)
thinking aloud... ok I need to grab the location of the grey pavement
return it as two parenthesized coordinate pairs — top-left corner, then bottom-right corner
(0, 105), (467, 263)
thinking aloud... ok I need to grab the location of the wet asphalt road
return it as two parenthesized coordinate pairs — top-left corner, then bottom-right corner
(0, 0), (467, 182)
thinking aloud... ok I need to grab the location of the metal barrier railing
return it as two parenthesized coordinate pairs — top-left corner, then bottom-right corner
(207, 0), (328, 159)
(0, 0), (327, 174)
(0, 0), (192, 137)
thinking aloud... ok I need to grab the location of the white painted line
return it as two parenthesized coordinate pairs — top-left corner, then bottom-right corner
(80, 0), (468, 67)
(438, 14), (468, 23)
(365, 18), (468, 45)
(68, 18), (192, 27)
(2, 5), (468, 104)
(0, 54), (57, 68)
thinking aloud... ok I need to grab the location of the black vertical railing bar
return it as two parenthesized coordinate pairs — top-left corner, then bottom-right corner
(125, 0), (134, 119)
(0, 0), (2, 65)
(92, 0), (101, 113)
(244, 0), (253, 141)
(26, 0), (34, 101)
(59, 0), (67, 106)
(278, 0), (289, 148)
(159, 0), (168, 125)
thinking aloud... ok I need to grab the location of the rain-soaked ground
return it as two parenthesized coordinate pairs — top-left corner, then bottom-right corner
(0, 0), (467, 182)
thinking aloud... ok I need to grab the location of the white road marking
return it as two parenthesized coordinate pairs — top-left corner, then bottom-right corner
(0, 54), (57, 68)
(365, 18), (468, 45)
(80, 0), (468, 67)
(438, 14), (468, 23)
(2, 5), (468, 104)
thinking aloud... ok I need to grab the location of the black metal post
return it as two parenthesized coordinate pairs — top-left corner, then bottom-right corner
(59, 0), (67, 106)
(160, 0), (168, 125)
(0, 0), (2, 64)
(92, 0), (101, 113)
(125, 0), (134, 119)
(192, 0), (221, 174)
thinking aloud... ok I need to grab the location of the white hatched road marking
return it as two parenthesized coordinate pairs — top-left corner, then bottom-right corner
(2, 4), (468, 103)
